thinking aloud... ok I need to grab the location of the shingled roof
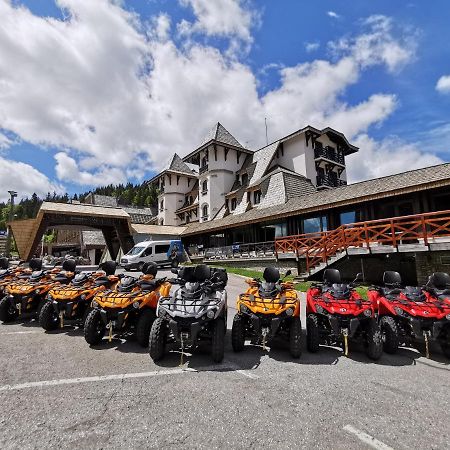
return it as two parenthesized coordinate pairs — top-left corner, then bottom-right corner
(167, 153), (193, 174)
(183, 162), (450, 235)
(200, 122), (244, 148)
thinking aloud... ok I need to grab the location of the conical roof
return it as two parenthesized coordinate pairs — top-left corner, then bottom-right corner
(167, 153), (193, 174)
(200, 122), (244, 148)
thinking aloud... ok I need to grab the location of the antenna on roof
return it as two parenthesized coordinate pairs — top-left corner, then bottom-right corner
(264, 117), (268, 145)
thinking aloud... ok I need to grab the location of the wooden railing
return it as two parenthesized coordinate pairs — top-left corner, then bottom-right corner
(275, 209), (450, 273)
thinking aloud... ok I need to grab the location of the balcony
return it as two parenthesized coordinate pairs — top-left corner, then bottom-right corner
(314, 146), (344, 165)
(199, 164), (209, 174)
(316, 174), (347, 188)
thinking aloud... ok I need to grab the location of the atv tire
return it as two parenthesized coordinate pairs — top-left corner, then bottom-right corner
(149, 318), (167, 361)
(231, 314), (245, 352)
(84, 309), (106, 345)
(366, 318), (383, 361)
(289, 317), (302, 358)
(380, 316), (399, 354)
(80, 306), (92, 328)
(39, 301), (58, 331)
(211, 318), (225, 363)
(0, 296), (18, 323)
(136, 309), (156, 348)
(306, 313), (320, 353)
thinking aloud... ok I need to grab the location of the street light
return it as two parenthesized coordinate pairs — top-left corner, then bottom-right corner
(5, 190), (18, 258)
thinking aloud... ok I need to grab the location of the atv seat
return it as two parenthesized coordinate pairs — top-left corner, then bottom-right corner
(30, 270), (45, 280)
(0, 257), (9, 270)
(94, 276), (113, 287)
(118, 276), (138, 292)
(403, 286), (426, 302)
(138, 279), (158, 292)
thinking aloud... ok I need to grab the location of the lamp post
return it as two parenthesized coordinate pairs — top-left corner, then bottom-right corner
(5, 190), (17, 258)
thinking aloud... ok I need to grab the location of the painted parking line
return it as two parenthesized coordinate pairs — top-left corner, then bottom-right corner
(343, 425), (394, 450)
(0, 364), (258, 392)
(0, 330), (41, 335)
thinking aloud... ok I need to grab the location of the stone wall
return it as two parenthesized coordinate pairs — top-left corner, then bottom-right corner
(415, 251), (450, 284)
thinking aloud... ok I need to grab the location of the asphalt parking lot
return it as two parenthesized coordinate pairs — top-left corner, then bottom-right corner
(0, 269), (449, 449)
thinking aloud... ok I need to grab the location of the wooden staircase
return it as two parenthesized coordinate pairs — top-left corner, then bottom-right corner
(275, 209), (450, 278)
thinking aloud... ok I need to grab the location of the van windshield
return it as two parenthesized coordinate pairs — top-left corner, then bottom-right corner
(126, 246), (145, 256)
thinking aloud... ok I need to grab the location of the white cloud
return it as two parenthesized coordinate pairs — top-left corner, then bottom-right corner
(54, 152), (127, 186)
(0, 2), (421, 187)
(177, 0), (258, 43)
(347, 134), (444, 183)
(436, 75), (450, 94)
(327, 11), (340, 19)
(305, 41), (319, 53)
(0, 157), (63, 202)
(0, 132), (13, 150)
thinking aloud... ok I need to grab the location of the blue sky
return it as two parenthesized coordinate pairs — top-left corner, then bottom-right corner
(0, 0), (449, 201)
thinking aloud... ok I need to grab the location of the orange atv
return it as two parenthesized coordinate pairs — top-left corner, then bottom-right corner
(39, 261), (119, 331)
(0, 258), (40, 303)
(84, 262), (171, 347)
(0, 259), (76, 323)
(232, 267), (301, 358)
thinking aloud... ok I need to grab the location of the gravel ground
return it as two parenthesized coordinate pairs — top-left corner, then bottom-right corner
(0, 269), (449, 449)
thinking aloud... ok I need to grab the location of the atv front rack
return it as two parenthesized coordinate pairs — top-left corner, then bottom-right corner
(159, 296), (222, 313)
(239, 293), (297, 307)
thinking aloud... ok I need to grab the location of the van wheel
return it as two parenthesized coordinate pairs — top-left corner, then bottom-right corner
(136, 309), (156, 347)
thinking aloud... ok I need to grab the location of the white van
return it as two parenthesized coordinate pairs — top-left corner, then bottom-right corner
(120, 240), (177, 271)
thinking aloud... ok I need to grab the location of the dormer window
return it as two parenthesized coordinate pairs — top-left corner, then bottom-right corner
(253, 190), (261, 205)
(231, 198), (237, 211)
(242, 173), (248, 186)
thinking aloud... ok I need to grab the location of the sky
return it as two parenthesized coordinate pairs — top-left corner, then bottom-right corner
(0, 0), (449, 202)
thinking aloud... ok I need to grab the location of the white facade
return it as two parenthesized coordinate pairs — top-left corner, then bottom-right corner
(148, 124), (358, 227)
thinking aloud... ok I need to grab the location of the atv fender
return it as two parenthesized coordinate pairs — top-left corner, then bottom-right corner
(432, 320), (444, 339)
(409, 318), (422, 337)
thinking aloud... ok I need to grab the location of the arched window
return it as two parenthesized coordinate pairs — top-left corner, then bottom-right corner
(202, 204), (209, 220)
(202, 180), (208, 194)
(254, 190), (261, 205)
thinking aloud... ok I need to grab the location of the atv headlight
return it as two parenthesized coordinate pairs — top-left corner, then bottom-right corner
(363, 308), (372, 317)
(35, 289), (40, 294)
(316, 305), (325, 314)
(206, 309), (215, 319)
(286, 307), (294, 316)
(394, 306), (405, 316)
(240, 304), (249, 314)
(80, 294), (86, 301)
(446, 314), (450, 321)
(132, 301), (140, 309)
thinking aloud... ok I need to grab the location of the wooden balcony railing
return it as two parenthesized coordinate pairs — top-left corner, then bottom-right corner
(275, 209), (450, 273)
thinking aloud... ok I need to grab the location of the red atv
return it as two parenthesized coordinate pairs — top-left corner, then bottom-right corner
(368, 271), (450, 359)
(424, 272), (450, 306)
(306, 269), (382, 360)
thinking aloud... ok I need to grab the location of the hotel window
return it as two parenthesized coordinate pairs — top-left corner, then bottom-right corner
(303, 216), (327, 234)
(202, 180), (208, 194)
(225, 199), (229, 210)
(201, 156), (208, 168)
(159, 200), (164, 212)
(231, 198), (237, 211)
(242, 173), (248, 186)
(254, 190), (262, 205)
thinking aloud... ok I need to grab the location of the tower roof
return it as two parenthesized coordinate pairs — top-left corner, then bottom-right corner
(167, 153), (193, 174)
(199, 122), (244, 148)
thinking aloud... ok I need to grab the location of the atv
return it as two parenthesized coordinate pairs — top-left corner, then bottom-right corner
(0, 257), (39, 301)
(0, 259), (75, 323)
(306, 269), (382, 360)
(39, 261), (119, 331)
(84, 262), (170, 347)
(149, 264), (228, 363)
(424, 272), (450, 306)
(368, 271), (450, 359)
(231, 267), (301, 358)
